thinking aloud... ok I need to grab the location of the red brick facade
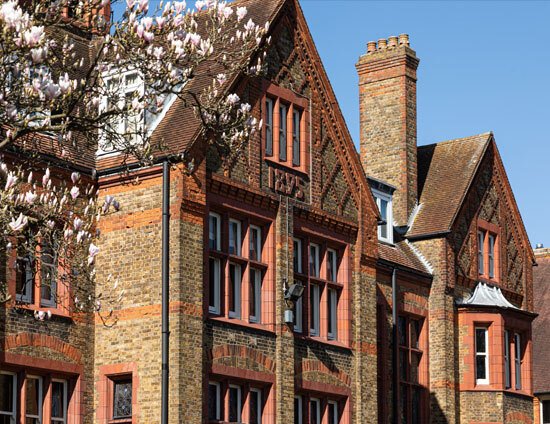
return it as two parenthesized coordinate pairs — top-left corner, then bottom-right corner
(1, 0), (536, 423)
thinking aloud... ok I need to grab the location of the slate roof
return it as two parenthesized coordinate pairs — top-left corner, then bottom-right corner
(407, 133), (492, 238)
(533, 248), (550, 394)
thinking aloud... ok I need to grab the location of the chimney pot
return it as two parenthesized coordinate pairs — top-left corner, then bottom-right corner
(398, 34), (410, 46)
(367, 41), (377, 53)
(388, 36), (398, 48)
(377, 38), (387, 50)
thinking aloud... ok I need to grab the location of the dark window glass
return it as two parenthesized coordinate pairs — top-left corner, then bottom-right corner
(476, 355), (487, 380)
(249, 390), (261, 424)
(515, 333), (522, 390)
(398, 316), (407, 346)
(400, 384), (408, 424)
(411, 387), (421, 424)
(265, 98), (273, 156)
(309, 399), (320, 424)
(228, 386), (241, 423)
(208, 383), (220, 421)
(249, 227), (261, 261)
(504, 330), (511, 389)
(51, 381), (67, 421)
(279, 105), (287, 161)
(209, 258), (220, 312)
(476, 328), (486, 353)
(292, 109), (301, 166)
(0, 374), (14, 412)
(543, 400), (550, 424)
(293, 239), (302, 274)
(113, 379), (132, 419)
(40, 239), (57, 307)
(16, 254), (34, 303)
(294, 397), (301, 424)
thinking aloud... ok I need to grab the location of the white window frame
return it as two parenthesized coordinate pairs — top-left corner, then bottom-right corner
(327, 288), (338, 341)
(372, 188), (393, 244)
(25, 375), (43, 424)
(51, 379), (68, 424)
(229, 219), (242, 256)
(294, 296), (303, 333)
(475, 327), (489, 385)
(327, 248), (338, 282)
(208, 257), (221, 315)
(208, 381), (221, 421)
(488, 234), (495, 278)
(249, 225), (262, 262)
(309, 284), (320, 337)
(98, 70), (144, 155)
(249, 268), (262, 323)
(229, 262), (242, 319)
(293, 238), (303, 274)
(209, 212), (221, 251)
(515, 333), (522, 390)
(0, 371), (16, 424)
(279, 103), (287, 161)
(328, 400), (339, 424)
(540, 396), (550, 424)
(265, 97), (274, 156)
(249, 388), (262, 424)
(228, 384), (242, 423)
(478, 231), (485, 276)
(292, 108), (301, 166)
(294, 396), (303, 424)
(309, 243), (320, 278)
(309, 397), (321, 424)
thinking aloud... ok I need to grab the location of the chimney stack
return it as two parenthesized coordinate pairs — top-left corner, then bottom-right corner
(356, 35), (419, 226)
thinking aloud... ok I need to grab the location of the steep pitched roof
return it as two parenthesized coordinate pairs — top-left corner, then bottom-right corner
(533, 248), (550, 394)
(407, 133), (491, 238)
(378, 241), (431, 275)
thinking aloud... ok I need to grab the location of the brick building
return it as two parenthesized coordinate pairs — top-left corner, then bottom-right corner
(533, 246), (550, 424)
(0, 0), (537, 423)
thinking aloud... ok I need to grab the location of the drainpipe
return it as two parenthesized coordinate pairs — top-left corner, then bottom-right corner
(161, 159), (170, 424)
(392, 267), (399, 424)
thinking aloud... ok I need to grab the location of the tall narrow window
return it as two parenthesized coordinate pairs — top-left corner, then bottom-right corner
(309, 243), (320, 278)
(25, 376), (42, 424)
(294, 296), (303, 333)
(478, 231), (485, 276)
(249, 388), (262, 424)
(542, 400), (550, 424)
(249, 225), (262, 262)
(40, 239), (58, 308)
(294, 396), (303, 424)
(279, 104), (287, 161)
(113, 379), (132, 420)
(265, 98), (273, 156)
(229, 219), (242, 256)
(209, 258), (221, 314)
(327, 249), (337, 282)
(293, 238), (303, 274)
(328, 401), (338, 424)
(16, 253), (34, 303)
(208, 382), (221, 421)
(309, 284), (320, 336)
(504, 330), (511, 389)
(309, 398), (321, 424)
(292, 109), (301, 166)
(229, 263), (242, 319)
(51, 380), (68, 424)
(249, 268), (262, 323)
(228, 385), (242, 423)
(327, 288), (338, 340)
(514, 333), (522, 390)
(0, 372), (16, 424)
(372, 189), (393, 244)
(488, 234), (495, 278)
(475, 327), (489, 384)
(209, 213), (221, 251)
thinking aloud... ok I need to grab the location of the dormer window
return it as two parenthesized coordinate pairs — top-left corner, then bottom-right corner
(372, 188), (393, 244)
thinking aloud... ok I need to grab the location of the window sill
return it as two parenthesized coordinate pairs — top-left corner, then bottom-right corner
(108, 419), (132, 424)
(264, 157), (308, 177)
(10, 303), (72, 320)
(294, 334), (351, 350)
(208, 316), (275, 334)
(478, 276), (500, 285)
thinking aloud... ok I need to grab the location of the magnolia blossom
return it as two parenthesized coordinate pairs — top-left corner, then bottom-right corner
(70, 186), (80, 199)
(5, 172), (17, 190)
(88, 243), (100, 265)
(9, 213), (28, 232)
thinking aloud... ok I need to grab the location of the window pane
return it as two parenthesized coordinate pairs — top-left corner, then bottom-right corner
(411, 352), (421, 384)
(229, 263), (241, 318)
(412, 387), (421, 424)
(16, 255), (34, 303)
(113, 380), (132, 418)
(250, 390), (261, 424)
(279, 105), (287, 161)
(400, 385), (408, 424)
(543, 400), (550, 423)
(229, 386), (241, 423)
(229, 220), (241, 256)
(410, 319), (420, 349)
(51, 381), (66, 419)
(478, 231), (484, 275)
(25, 378), (40, 415)
(209, 214), (220, 250)
(250, 268), (261, 322)
(309, 244), (319, 278)
(293, 239), (302, 273)
(515, 334), (522, 389)
(398, 316), (407, 347)
(208, 383), (220, 421)
(292, 109), (300, 166)
(328, 289), (337, 339)
(208, 258), (220, 313)
(328, 402), (338, 424)
(475, 328), (486, 353)
(40, 240), (57, 306)
(250, 227), (261, 261)
(399, 349), (407, 381)
(327, 250), (337, 282)
(0, 374), (14, 412)
(309, 399), (320, 424)
(294, 397), (302, 424)
(309, 285), (319, 336)
(265, 98), (273, 155)
(504, 330), (511, 388)
(476, 355), (487, 381)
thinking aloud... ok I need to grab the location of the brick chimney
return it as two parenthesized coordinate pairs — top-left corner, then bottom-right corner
(356, 34), (420, 226)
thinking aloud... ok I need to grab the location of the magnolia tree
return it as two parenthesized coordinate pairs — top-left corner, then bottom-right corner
(0, 0), (268, 321)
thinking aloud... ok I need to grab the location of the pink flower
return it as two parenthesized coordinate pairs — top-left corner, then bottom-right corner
(155, 16), (166, 29)
(142, 16), (153, 30)
(137, 0), (149, 13)
(24, 191), (37, 204)
(31, 47), (46, 64)
(74, 217), (84, 230)
(143, 31), (154, 43)
(23, 26), (44, 47)
(226, 93), (240, 105)
(88, 243), (100, 265)
(70, 186), (80, 199)
(9, 213), (28, 232)
(236, 6), (247, 21)
(71, 172), (80, 184)
(42, 168), (50, 186)
(0, 1), (23, 28)
(5, 172), (17, 190)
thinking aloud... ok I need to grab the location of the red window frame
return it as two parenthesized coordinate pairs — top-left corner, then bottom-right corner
(262, 82), (309, 175)
(477, 219), (500, 283)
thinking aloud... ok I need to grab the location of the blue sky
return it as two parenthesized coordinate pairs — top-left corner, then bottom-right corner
(298, 0), (550, 247)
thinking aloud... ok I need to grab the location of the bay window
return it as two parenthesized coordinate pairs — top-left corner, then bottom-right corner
(208, 380), (269, 424)
(294, 394), (343, 424)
